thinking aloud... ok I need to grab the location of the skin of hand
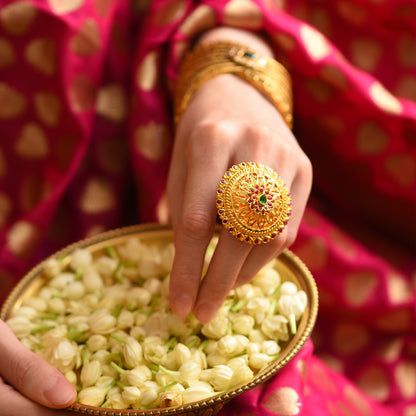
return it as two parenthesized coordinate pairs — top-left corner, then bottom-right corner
(168, 30), (313, 324)
(0, 319), (77, 416)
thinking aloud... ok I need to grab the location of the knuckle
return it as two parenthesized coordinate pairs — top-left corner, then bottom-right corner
(181, 209), (213, 240)
(12, 353), (40, 390)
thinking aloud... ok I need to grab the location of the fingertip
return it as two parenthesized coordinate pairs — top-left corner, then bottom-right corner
(170, 293), (194, 318)
(194, 302), (218, 324)
(43, 375), (77, 408)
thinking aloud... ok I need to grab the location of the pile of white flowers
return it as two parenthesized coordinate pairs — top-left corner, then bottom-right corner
(7, 236), (307, 410)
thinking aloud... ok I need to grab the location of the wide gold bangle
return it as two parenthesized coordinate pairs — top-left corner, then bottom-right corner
(173, 41), (293, 129)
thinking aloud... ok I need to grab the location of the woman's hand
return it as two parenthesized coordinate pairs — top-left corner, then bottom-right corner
(168, 71), (313, 324)
(0, 319), (77, 416)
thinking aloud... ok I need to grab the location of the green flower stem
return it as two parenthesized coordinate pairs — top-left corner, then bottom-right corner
(158, 381), (178, 393)
(30, 324), (55, 335)
(186, 337), (199, 349)
(268, 298), (277, 316)
(146, 294), (159, 317)
(110, 361), (127, 375)
(37, 312), (59, 320)
(116, 380), (125, 389)
(113, 262), (123, 284)
(112, 304), (124, 318)
(271, 284), (281, 298)
(106, 352), (122, 363)
(165, 336), (177, 351)
(67, 326), (85, 342)
(289, 314), (297, 335)
(230, 299), (246, 313)
(122, 261), (137, 268)
(105, 245), (119, 259)
(109, 333), (127, 344)
(74, 270), (83, 281)
(198, 339), (208, 351)
(81, 347), (89, 365)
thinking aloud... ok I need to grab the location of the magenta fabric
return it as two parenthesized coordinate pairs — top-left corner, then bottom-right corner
(0, 0), (415, 415)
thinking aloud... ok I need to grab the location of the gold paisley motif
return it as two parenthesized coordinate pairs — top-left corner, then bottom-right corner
(356, 365), (390, 401)
(96, 83), (128, 122)
(156, 192), (169, 224)
(48, 0), (84, 14)
(385, 153), (416, 187)
(15, 123), (49, 159)
(0, 83), (26, 119)
(25, 38), (56, 76)
(271, 33), (296, 53)
(134, 122), (170, 161)
(395, 75), (416, 101)
(304, 79), (332, 102)
(70, 73), (96, 112)
(153, 0), (186, 26)
(79, 178), (116, 214)
(71, 18), (101, 56)
(329, 228), (357, 259)
(375, 309), (412, 332)
(34, 91), (62, 126)
(332, 322), (370, 355)
(0, 37), (15, 68)
(94, 0), (113, 17)
(356, 121), (389, 154)
(136, 51), (159, 91)
(321, 65), (348, 90)
(310, 8), (332, 38)
(294, 237), (328, 271)
(223, 0), (263, 29)
(404, 404), (416, 416)
(300, 24), (330, 61)
(85, 225), (107, 238)
(369, 82), (402, 115)
(262, 386), (301, 415)
(344, 270), (378, 307)
(351, 38), (383, 72)
(1, 1), (37, 35)
(6, 220), (41, 258)
(343, 385), (371, 416)
(377, 338), (403, 363)
(386, 272), (413, 304)
(336, 0), (367, 25)
(179, 5), (216, 38)
(398, 36), (416, 67)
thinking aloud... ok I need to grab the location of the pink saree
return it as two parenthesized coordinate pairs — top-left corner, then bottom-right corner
(0, 0), (415, 415)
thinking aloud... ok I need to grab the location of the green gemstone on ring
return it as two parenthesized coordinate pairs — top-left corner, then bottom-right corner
(259, 194), (267, 204)
(243, 51), (256, 59)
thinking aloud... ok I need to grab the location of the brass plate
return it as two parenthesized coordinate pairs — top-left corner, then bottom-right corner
(1, 223), (319, 416)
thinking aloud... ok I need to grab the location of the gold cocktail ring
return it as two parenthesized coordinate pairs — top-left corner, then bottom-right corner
(216, 162), (292, 244)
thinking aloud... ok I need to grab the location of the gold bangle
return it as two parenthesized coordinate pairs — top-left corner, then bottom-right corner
(174, 41), (293, 129)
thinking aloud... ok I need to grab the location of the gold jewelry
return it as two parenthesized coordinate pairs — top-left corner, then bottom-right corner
(217, 162), (291, 244)
(174, 41), (293, 128)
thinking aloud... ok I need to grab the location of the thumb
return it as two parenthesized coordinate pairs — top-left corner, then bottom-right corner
(0, 320), (76, 409)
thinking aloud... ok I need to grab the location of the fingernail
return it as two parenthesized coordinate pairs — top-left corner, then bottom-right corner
(172, 294), (193, 318)
(43, 376), (75, 407)
(195, 303), (217, 324)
